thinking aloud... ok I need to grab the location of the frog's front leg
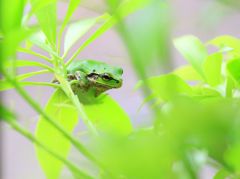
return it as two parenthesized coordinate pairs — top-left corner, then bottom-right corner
(68, 71), (88, 93)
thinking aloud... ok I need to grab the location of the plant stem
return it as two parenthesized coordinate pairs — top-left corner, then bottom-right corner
(52, 56), (98, 135)
(2, 71), (106, 172)
(6, 119), (94, 179)
(18, 48), (53, 63)
(57, 75), (98, 136)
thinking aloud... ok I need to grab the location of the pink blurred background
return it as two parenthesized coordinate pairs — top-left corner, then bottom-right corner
(2, 0), (240, 178)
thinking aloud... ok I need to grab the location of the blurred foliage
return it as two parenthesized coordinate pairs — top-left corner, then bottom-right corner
(1, 0), (240, 179)
(217, 0), (240, 9)
(110, 0), (172, 79)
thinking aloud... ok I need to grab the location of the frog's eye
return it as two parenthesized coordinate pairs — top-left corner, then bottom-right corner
(101, 74), (112, 81)
(119, 68), (123, 75)
(87, 73), (99, 79)
(116, 68), (123, 75)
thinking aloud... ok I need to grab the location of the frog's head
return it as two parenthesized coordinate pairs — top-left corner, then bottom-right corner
(80, 60), (123, 90)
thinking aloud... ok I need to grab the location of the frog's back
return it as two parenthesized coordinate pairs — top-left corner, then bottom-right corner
(66, 60), (109, 74)
(67, 60), (91, 74)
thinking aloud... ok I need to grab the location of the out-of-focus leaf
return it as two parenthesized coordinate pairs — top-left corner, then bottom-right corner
(82, 95), (132, 136)
(213, 168), (230, 179)
(92, 129), (178, 179)
(29, 31), (57, 55)
(120, 1), (171, 79)
(174, 35), (208, 78)
(208, 35), (240, 56)
(226, 58), (240, 84)
(225, 76), (235, 98)
(30, 0), (56, 15)
(0, 0), (30, 76)
(137, 93), (159, 111)
(60, 0), (81, 36)
(192, 86), (222, 104)
(225, 144), (240, 172)
(0, 104), (16, 122)
(113, 0), (152, 17)
(64, 17), (98, 55)
(203, 53), (223, 86)
(1, 29), (32, 61)
(35, 89), (78, 179)
(217, 0), (240, 9)
(31, 0), (57, 47)
(173, 65), (203, 81)
(137, 74), (192, 101)
(0, 0), (26, 33)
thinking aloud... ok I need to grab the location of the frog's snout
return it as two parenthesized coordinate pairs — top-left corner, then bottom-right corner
(115, 79), (123, 88)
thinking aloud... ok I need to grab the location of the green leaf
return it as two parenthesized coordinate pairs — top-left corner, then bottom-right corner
(64, 17), (98, 55)
(82, 95), (132, 136)
(29, 0), (55, 15)
(35, 89), (78, 179)
(226, 58), (240, 84)
(213, 168), (230, 179)
(0, 104), (16, 122)
(203, 53), (223, 86)
(225, 76), (235, 98)
(31, 0), (57, 47)
(0, 0), (26, 33)
(1, 29), (32, 61)
(29, 31), (57, 55)
(112, 0), (152, 17)
(60, 0), (81, 37)
(225, 144), (240, 172)
(174, 35), (208, 78)
(208, 35), (240, 54)
(191, 86), (222, 103)
(117, 1), (171, 81)
(137, 74), (192, 101)
(173, 65), (203, 81)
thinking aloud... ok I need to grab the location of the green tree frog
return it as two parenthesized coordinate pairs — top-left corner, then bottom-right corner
(66, 60), (123, 98)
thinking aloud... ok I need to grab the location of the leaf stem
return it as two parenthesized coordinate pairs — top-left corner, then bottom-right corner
(17, 70), (51, 81)
(0, 81), (59, 91)
(18, 48), (53, 63)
